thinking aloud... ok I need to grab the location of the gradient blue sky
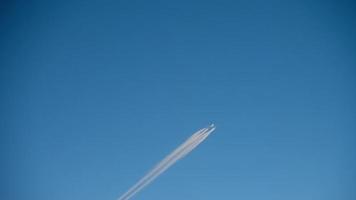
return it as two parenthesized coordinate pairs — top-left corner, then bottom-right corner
(1, 0), (356, 199)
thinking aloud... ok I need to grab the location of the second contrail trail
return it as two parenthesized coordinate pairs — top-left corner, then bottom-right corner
(117, 124), (216, 200)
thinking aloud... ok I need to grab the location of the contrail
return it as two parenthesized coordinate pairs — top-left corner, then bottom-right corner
(117, 124), (216, 200)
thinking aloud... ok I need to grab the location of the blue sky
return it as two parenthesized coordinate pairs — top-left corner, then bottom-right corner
(1, 0), (356, 199)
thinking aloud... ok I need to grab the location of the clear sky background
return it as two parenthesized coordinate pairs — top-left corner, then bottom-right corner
(1, 0), (356, 200)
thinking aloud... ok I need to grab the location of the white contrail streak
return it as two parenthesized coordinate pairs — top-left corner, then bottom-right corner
(117, 124), (216, 200)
